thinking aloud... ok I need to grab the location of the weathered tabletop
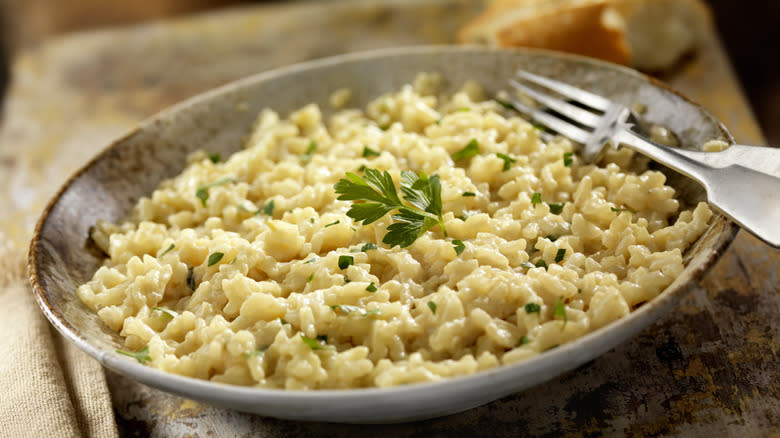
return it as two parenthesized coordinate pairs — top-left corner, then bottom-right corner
(1, 0), (778, 436)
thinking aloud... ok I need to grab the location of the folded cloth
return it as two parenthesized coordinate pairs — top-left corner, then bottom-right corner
(0, 235), (118, 438)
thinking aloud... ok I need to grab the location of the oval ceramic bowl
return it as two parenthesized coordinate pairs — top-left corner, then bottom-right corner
(28, 46), (737, 423)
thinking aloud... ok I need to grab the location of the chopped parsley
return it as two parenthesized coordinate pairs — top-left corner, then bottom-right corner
(555, 248), (566, 263)
(366, 282), (377, 292)
(495, 152), (517, 171)
(207, 252), (224, 267)
(452, 239), (465, 255)
(116, 345), (151, 364)
(338, 255), (354, 270)
(152, 307), (178, 319)
(524, 303), (541, 314)
(361, 243), (378, 251)
(195, 177), (235, 207)
(262, 199), (275, 216)
(186, 267), (196, 290)
(427, 301), (437, 314)
(244, 346), (268, 358)
(554, 296), (568, 328)
(462, 191), (476, 197)
(334, 168), (447, 248)
(531, 192), (542, 204)
(208, 152), (221, 164)
(303, 257), (317, 264)
(535, 259), (548, 270)
(362, 146), (380, 157)
(451, 139), (479, 160)
(563, 152), (573, 167)
(306, 273), (314, 283)
(611, 206), (636, 214)
(300, 334), (326, 350)
(324, 220), (340, 228)
(518, 336), (530, 346)
(300, 140), (317, 163)
(159, 243), (175, 257)
(548, 202), (565, 215)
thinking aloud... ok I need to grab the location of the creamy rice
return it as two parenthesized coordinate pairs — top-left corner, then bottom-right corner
(78, 74), (712, 389)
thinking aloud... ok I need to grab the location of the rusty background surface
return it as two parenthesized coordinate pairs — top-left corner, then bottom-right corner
(0, 0), (777, 436)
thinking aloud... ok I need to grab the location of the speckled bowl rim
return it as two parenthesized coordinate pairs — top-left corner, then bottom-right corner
(28, 45), (738, 423)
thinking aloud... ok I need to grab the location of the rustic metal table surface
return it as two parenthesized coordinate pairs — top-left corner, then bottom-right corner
(1, 0), (777, 436)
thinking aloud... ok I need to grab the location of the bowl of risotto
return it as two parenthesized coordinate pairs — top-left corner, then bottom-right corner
(28, 46), (737, 422)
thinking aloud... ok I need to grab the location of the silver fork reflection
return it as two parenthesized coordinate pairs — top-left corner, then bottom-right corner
(506, 70), (780, 248)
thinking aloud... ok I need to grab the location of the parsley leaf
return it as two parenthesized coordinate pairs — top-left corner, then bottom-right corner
(324, 220), (340, 228)
(186, 267), (196, 290)
(207, 252), (224, 267)
(208, 153), (221, 164)
(116, 345), (151, 364)
(611, 206), (636, 214)
(452, 239), (465, 255)
(555, 248), (566, 263)
(518, 335), (530, 346)
(366, 282), (377, 292)
(548, 202), (565, 215)
(563, 152), (573, 167)
(554, 296), (568, 328)
(462, 191), (476, 197)
(338, 255), (354, 269)
(531, 192), (542, 204)
(300, 334), (326, 350)
(363, 146), (380, 157)
(262, 199), (275, 216)
(306, 273), (314, 283)
(452, 139), (479, 160)
(427, 301), (437, 314)
(535, 259), (548, 270)
(195, 177), (235, 207)
(524, 303), (541, 314)
(495, 152), (517, 171)
(334, 168), (447, 248)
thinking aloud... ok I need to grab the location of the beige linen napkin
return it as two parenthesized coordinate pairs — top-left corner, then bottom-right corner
(0, 235), (118, 438)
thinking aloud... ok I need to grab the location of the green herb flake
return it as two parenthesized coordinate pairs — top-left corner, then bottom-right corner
(316, 334), (328, 342)
(363, 308), (380, 318)
(300, 140), (317, 163)
(195, 177), (235, 207)
(152, 307), (178, 319)
(427, 301), (437, 314)
(306, 273), (314, 283)
(361, 243), (378, 252)
(208, 153), (221, 164)
(159, 243), (175, 257)
(303, 257), (317, 264)
(363, 146), (380, 157)
(555, 248), (566, 263)
(116, 345), (151, 364)
(577, 288), (583, 294)
(457, 107), (471, 112)
(279, 318), (288, 325)
(366, 282), (378, 292)
(338, 255), (354, 270)
(611, 206), (637, 214)
(310, 217), (316, 223)
(458, 213), (469, 222)
(452, 239), (465, 255)
(324, 220), (340, 228)
(244, 346), (268, 359)
(207, 252), (225, 267)
(495, 152), (517, 171)
(300, 334), (326, 350)
(186, 268), (196, 290)
(531, 192), (542, 204)
(262, 199), (275, 216)
(462, 191), (476, 197)
(333, 304), (361, 315)
(518, 336), (530, 346)
(563, 152), (573, 167)
(524, 303), (541, 314)
(452, 139), (480, 160)
(535, 259), (548, 270)
(344, 276), (351, 284)
(334, 168), (447, 248)
(547, 202), (565, 215)
(554, 296), (568, 328)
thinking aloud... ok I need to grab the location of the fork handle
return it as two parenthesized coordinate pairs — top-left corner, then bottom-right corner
(615, 129), (780, 248)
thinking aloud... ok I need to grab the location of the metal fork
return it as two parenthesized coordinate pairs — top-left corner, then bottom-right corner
(508, 70), (780, 249)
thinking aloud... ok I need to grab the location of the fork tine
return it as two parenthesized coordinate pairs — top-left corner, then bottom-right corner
(509, 79), (602, 128)
(516, 70), (612, 112)
(507, 97), (591, 144)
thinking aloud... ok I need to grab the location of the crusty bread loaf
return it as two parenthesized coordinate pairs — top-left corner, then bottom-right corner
(458, 0), (712, 71)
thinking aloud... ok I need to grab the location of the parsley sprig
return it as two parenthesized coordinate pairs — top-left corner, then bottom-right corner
(334, 168), (447, 247)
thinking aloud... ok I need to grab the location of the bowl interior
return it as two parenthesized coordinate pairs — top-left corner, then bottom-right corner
(28, 46), (737, 422)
